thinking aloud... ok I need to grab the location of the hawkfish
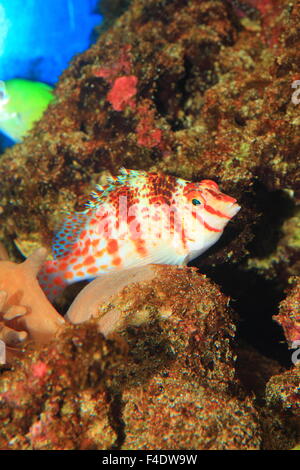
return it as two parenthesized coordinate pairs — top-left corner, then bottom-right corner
(0, 79), (54, 142)
(38, 168), (240, 300)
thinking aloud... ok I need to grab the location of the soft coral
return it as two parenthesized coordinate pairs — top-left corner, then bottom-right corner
(0, 245), (64, 346)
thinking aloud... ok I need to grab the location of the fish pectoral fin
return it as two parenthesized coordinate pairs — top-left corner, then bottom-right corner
(124, 243), (186, 269)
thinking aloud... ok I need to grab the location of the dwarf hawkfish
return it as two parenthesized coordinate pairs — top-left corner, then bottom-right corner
(0, 79), (54, 142)
(38, 169), (240, 300)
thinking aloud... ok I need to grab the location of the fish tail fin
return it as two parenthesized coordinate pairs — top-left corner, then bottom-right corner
(38, 259), (68, 302)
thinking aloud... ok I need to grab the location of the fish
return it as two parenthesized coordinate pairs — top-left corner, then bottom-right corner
(38, 168), (241, 300)
(0, 79), (54, 142)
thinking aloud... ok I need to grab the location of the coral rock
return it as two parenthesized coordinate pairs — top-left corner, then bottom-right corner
(266, 365), (300, 418)
(0, 323), (125, 450)
(273, 276), (300, 344)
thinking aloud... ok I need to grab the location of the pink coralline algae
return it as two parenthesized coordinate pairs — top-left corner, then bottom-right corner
(136, 102), (163, 148)
(93, 45), (137, 111)
(107, 75), (138, 111)
(94, 45), (133, 81)
(31, 361), (48, 379)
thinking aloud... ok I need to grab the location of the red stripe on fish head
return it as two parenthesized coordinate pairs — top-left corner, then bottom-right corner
(183, 180), (240, 234)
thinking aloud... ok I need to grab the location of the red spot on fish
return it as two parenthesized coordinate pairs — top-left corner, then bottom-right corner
(45, 266), (56, 274)
(65, 272), (74, 280)
(58, 262), (68, 270)
(107, 239), (118, 254)
(84, 256), (95, 265)
(96, 249), (105, 258)
(112, 257), (122, 266)
(73, 263), (83, 270)
(134, 239), (147, 256)
(128, 215), (136, 224)
(53, 277), (64, 286)
(87, 266), (99, 274)
(81, 246), (89, 256)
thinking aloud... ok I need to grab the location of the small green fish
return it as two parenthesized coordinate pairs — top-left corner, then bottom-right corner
(0, 79), (54, 142)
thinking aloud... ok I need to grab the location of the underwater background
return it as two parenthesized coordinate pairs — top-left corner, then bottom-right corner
(0, 0), (102, 84)
(0, 0), (102, 150)
(0, 0), (299, 451)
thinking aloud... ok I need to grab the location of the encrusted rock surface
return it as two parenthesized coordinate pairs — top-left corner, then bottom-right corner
(266, 365), (300, 418)
(0, 265), (298, 449)
(273, 276), (300, 344)
(0, 323), (125, 450)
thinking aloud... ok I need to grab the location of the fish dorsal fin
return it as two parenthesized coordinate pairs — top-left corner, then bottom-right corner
(52, 211), (90, 259)
(86, 168), (146, 209)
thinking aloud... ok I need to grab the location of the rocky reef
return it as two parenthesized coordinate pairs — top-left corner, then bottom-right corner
(0, 0), (299, 450)
(0, 265), (297, 450)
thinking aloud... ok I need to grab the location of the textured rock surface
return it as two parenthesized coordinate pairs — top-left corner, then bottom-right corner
(121, 364), (261, 450)
(266, 365), (300, 417)
(0, 265), (299, 449)
(0, 323), (125, 450)
(273, 276), (300, 344)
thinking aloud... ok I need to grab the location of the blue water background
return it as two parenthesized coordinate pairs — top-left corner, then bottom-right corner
(0, 0), (102, 85)
(0, 0), (102, 149)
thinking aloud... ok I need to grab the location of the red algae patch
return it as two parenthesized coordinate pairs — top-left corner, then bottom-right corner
(107, 75), (138, 111)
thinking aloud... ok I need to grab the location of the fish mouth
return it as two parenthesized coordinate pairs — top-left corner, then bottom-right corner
(227, 203), (241, 219)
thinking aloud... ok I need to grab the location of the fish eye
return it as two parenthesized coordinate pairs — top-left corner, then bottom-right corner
(192, 198), (201, 206)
